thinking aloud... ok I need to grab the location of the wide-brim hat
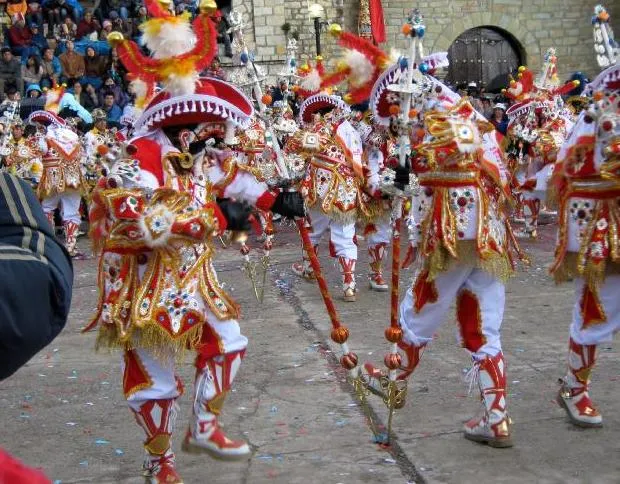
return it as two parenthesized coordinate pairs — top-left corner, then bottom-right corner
(27, 110), (67, 127)
(298, 93), (350, 125)
(133, 77), (254, 133)
(583, 64), (620, 96)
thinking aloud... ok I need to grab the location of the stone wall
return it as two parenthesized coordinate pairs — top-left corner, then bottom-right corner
(224, 1), (620, 83)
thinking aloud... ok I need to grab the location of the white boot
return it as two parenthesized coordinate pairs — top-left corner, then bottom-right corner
(463, 352), (513, 448)
(557, 338), (602, 428)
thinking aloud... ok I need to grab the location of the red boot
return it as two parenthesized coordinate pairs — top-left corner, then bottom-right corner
(337, 256), (357, 302)
(182, 350), (252, 461)
(463, 352), (513, 448)
(63, 220), (80, 257)
(557, 338), (602, 427)
(131, 398), (182, 483)
(368, 243), (389, 292)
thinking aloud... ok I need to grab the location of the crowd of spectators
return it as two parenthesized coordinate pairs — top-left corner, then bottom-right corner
(0, 0), (234, 126)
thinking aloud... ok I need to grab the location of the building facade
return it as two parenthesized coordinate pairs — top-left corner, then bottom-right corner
(220, 0), (619, 87)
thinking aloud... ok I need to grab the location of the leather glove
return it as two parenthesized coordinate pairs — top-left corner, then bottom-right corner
(270, 191), (306, 219)
(393, 158), (411, 191)
(217, 198), (252, 232)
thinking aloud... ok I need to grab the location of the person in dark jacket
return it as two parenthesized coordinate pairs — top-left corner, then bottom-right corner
(0, 172), (73, 380)
(0, 47), (23, 95)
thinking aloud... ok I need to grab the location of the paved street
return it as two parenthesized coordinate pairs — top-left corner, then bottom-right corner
(1, 222), (619, 484)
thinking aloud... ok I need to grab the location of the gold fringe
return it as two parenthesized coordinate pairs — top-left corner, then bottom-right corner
(552, 252), (620, 285)
(94, 323), (204, 361)
(425, 240), (514, 282)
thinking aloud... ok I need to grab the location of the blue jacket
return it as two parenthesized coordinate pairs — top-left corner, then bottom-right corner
(105, 103), (122, 123)
(0, 174), (73, 381)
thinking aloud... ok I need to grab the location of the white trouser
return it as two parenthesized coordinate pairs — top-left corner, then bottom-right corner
(122, 314), (248, 410)
(570, 276), (620, 346)
(41, 190), (82, 224)
(307, 208), (357, 260)
(399, 264), (505, 358)
(366, 217), (391, 248)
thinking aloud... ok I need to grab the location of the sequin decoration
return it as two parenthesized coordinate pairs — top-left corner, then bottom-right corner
(450, 187), (476, 237)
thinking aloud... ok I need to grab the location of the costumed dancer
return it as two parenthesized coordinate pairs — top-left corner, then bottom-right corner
(83, 108), (120, 196)
(553, 5), (619, 428)
(396, 96), (525, 447)
(86, 2), (304, 482)
(285, 58), (370, 302)
(503, 50), (578, 238)
(28, 107), (87, 257)
(2, 120), (43, 188)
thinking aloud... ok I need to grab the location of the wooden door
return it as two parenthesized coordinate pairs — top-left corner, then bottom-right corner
(446, 27), (521, 89)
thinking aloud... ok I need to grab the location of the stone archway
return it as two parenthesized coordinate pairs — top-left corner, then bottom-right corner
(430, 11), (541, 73)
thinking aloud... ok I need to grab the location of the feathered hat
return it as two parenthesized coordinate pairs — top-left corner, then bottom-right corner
(109, 0), (254, 133)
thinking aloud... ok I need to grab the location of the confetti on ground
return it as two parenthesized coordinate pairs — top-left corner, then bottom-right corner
(66, 422), (77, 426)
(79, 461), (88, 467)
(384, 458), (396, 464)
(95, 439), (110, 445)
(114, 449), (124, 456)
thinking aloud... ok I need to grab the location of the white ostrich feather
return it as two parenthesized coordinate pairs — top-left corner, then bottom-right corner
(344, 50), (374, 88)
(142, 20), (196, 60)
(301, 68), (322, 93)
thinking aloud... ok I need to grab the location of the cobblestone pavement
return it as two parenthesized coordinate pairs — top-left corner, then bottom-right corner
(1, 222), (619, 484)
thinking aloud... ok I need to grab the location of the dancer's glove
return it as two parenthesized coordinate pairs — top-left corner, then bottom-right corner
(270, 191), (305, 218)
(217, 198), (252, 232)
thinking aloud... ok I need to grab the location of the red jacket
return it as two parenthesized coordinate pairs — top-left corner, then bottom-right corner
(7, 25), (32, 48)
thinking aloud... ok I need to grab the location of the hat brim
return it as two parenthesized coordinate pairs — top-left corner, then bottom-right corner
(298, 93), (350, 124)
(134, 78), (254, 133)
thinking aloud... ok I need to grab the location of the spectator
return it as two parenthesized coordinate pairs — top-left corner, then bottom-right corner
(81, 46), (105, 88)
(43, 0), (78, 26)
(212, 10), (232, 58)
(71, 80), (98, 110)
(481, 97), (493, 119)
(204, 56), (227, 80)
(28, 22), (47, 53)
(7, 13), (34, 57)
(98, 74), (127, 107)
(26, 1), (44, 28)
(25, 83), (41, 97)
(40, 47), (61, 88)
(20, 83), (45, 117)
(0, 48), (23, 96)
(22, 54), (43, 87)
(106, 47), (126, 86)
(76, 9), (100, 40)
(59, 40), (84, 84)
(111, 14), (132, 39)
(0, 87), (21, 118)
(56, 16), (77, 43)
(132, 5), (147, 38)
(490, 103), (508, 135)
(102, 91), (121, 124)
(107, 0), (130, 20)
(99, 19), (113, 41)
